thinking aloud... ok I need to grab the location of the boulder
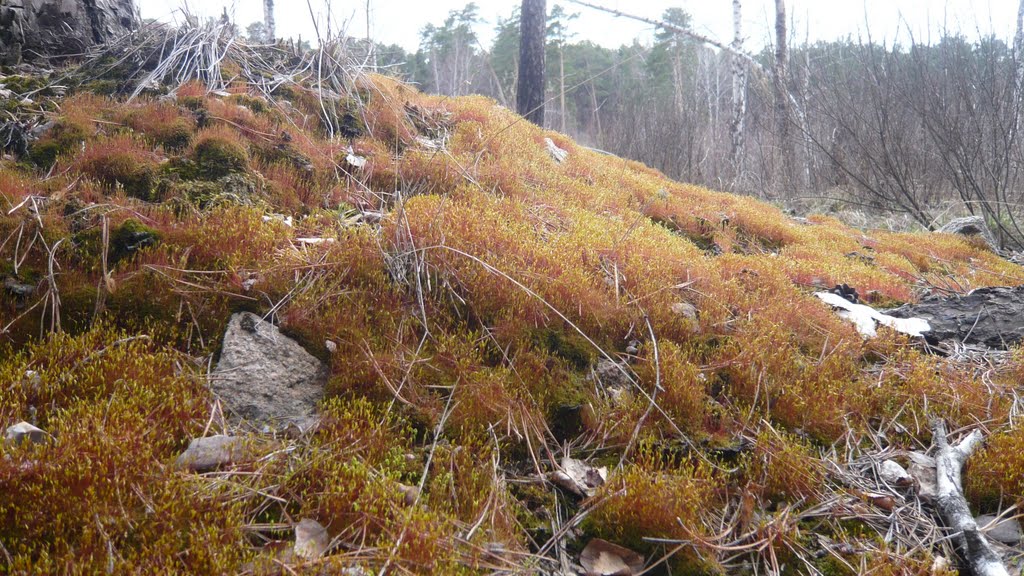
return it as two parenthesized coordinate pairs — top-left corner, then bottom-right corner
(886, 286), (1024, 349)
(211, 312), (327, 431)
(0, 0), (140, 64)
(175, 435), (246, 472)
(938, 216), (998, 251)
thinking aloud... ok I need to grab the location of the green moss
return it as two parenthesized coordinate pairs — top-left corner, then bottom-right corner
(508, 481), (556, 541)
(79, 79), (122, 96)
(109, 219), (159, 266)
(155, 117), (194, 151)
(191, 136), (249, 180)
(228, 93), (269, 114)
(28, 120), (89, 169)
(169, 173), (261, 208)
(530, 328), (596, 371)
(179, 96), (206, 111)
(59, 281), (99, 333)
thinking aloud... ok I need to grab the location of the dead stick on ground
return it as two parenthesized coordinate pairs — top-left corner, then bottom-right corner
(931, 419), (1009, 576)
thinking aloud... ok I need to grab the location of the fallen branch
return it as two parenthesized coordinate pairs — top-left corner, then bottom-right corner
(931, 420), (1009, 576)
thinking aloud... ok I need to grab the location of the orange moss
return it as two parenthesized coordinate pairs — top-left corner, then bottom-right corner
(69, 134), (161, 200)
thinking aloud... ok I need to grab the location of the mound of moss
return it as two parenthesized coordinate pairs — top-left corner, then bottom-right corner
(0, 46), (1021, 576)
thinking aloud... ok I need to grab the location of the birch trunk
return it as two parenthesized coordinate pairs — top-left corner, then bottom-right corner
(730, 0), (746, 174)
(263, 0), (275, 42)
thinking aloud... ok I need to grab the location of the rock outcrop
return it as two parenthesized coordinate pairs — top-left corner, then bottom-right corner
(0, 0), (140, 64)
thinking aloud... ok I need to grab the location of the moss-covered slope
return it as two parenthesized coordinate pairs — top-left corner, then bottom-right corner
(1, 47), (1023, 574)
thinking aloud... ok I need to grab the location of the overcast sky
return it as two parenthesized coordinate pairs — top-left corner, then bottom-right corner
(138, 1), (1022, 52)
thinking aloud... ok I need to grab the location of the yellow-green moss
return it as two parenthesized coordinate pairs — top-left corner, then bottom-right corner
(190, 131), (250, 180)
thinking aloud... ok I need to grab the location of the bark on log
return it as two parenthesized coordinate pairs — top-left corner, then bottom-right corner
(931, 420), (1009, 576)
(886, 285), (1024, 349)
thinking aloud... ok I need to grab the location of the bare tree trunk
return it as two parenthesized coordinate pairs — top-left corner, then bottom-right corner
(774, 0), (792, 193)
(517, 0), (547, 125)
(1013, 0), (1024, 133)
(263, 0), (275, 42)
(560, 46), (567, 132)
(589, 78), (602, 142)
(366, 0), (375, 68)
(730, 0), (746, 175)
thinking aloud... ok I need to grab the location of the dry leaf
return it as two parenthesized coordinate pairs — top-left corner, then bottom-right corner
(580, 538), (644, 576)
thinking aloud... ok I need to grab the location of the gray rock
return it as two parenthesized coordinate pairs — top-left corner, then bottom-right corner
(886, 286), (1024, 349)
(175, 435), (245, 472)
(0, 0), (139, 64)
(670, 301), (698, 321)
(212, 312), (327, 431)
(976, 514), (1022, 545)
(938, 216), (998, 251)
(5, 421), (46, 445)
(4, 276), (35, 298)
(293, 518), (329, 560)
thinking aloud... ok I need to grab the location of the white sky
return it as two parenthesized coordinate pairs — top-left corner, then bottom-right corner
(139, 1), (1022, 52)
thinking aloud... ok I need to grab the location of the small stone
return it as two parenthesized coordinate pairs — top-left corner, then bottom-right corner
(549, 457), (607, 497)
(398, 483), (419, 506)
(5, 421), (46, 445)
(670, 301), (698, 320)
(325, 340), (338, 353)
(580, 538), (645, 576)
(345, 152), (366, 169)
(23, 370), (40, 393)
(175, 435), (246, 473)
(976, 514), (1022, 545)
(294, 518), (329, 560)
(4, 276), (35, 298)
(878, 459), (912, 487)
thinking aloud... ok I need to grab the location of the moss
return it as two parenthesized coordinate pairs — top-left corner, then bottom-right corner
(81, 151), (157, 199)
(179, 95), (206, 111)
(79, 78), (122, 96)
(5, 47), (1024, 574)
(228, 93), (269, 114)
(190, 133), (250, 180)
(155, 117), (195, 151)
(28, 120), (89, 169)
(59, 281), (99, 333)
(530, 328), (596, 371)
(171, 173), (261, 208)
(108, 219), (159, 266)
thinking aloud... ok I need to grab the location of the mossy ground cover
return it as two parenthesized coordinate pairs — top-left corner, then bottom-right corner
(0, 47), (1022, 574)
